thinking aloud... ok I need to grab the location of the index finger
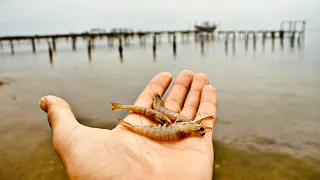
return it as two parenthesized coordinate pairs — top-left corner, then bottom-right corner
(125, 72), (172, 124)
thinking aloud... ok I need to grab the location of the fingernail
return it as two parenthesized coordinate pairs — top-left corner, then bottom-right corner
(39, 97), (47, 112)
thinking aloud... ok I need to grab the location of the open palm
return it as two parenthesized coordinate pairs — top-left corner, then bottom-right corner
(40, 70), (217, 180)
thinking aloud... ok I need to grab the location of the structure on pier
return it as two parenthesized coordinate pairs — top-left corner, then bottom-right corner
(194, 21), (217, 32)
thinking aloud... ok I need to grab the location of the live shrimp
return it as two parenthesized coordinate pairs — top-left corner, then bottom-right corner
(152, 93), (215, 124)
(111, 102), (171, 126)
(117, 119), (212, 141)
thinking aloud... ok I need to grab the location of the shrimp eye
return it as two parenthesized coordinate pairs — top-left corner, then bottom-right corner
(201, 133), (205, 136)
(200, 127), (205, 131)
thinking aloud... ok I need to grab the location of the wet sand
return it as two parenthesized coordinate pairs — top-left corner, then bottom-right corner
(0, 35), (320, 179)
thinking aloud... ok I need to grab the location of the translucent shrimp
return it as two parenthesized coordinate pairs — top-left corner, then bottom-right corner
(111, 102), (172, 126)
(152, 93), (215, 124)
(117, 119), (212, 141)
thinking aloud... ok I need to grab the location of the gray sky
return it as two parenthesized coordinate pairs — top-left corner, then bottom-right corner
(0, 0), (319, 35)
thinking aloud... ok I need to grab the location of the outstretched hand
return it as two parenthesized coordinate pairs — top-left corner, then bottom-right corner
(39, 70), (217, 180)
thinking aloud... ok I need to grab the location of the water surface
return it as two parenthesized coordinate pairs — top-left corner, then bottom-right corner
(1, 32), (320, 179)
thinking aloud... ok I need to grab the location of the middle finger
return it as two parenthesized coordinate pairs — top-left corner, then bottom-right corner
(163, 70), (195, 112)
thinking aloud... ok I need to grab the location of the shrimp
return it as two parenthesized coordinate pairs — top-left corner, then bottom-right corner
(117, 119), (212, 141)
(111, 102), (172, 125)
(152, 93), (215, 124)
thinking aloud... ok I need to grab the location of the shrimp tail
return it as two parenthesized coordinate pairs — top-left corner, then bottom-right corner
(111, 102), (123, 111)
(117, 119), (133, 128)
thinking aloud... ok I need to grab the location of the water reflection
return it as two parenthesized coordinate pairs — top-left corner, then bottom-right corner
(200, 39), (204, 56)
(225, 40), (228, 57)
(297, 37), (301, 49)
(87, 39), (92, 61)
(153, 49), (156, 62)
(245, 38), (248, 52)
(271, 39), (275, 52)
(232, 39), (236, 57)
(119, 51), (123, 63)
(48, 41), (53, 64)
(173, 35), (177, 57)
(1, 31), (319, 180)
(290, 38), (295, 49)
(0, 36), (305, 65)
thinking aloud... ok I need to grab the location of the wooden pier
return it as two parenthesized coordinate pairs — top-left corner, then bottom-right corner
(0, 20), (306, 56)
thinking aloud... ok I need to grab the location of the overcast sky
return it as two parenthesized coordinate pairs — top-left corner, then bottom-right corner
(0, 0), (319, 35)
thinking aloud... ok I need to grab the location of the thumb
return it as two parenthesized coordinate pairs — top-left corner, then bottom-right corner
(39, 95), (81, 135)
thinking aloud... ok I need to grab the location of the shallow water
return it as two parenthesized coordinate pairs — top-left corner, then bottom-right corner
(0, 32), (320, 179)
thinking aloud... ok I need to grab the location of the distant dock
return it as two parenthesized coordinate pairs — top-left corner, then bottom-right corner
(0, 20), (306, 56)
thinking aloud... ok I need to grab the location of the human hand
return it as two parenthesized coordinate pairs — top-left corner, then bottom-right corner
(39, 70), (217, 180)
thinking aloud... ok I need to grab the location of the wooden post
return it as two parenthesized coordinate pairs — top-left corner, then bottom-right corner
(245, 34), (248, 51)
(297, 35), (301, 48)
(279, 30), (284, 40)
(262, 32), (266, 46)
(200, 34), (205, 44)
(153, 34), (156, 59)
(52, 38), (56, 52)
(271, 31), (275, 40)
(118, 37), (123, 54)
(290, 32), (295, 45)
(87, 39), (92, 60)
(72, 36), (77, 51)
(272, 38), (275, 52)
(31, 38), (36, 53)
(290, 32), (295, 48)
(201, 35), (204, 55)
(10, 40), (14, 55)
(118, 37), (123, 62)
(232, 35), (236, 55)
(225, 37), (228, 56)
(153, 35), (157, 50)
(253, 33), (256, 51)
(48, 40), (53, 64)
(173, 34), (177, 56)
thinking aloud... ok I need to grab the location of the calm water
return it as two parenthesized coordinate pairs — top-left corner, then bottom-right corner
(1, 31), (320, 179)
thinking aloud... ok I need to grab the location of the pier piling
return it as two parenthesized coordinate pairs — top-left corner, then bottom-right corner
(153, 35), (157, 51)
(173, 35), (177, 56)
(118, 37), (123, 54)
(87, 39), (92, 60)
(31, 38), (36, 53)
(72, 36), (77, 51)
(52, 38), (56, 52)
(48, 40), (53, 64)
(10, 40), (14, 55)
